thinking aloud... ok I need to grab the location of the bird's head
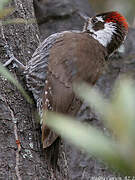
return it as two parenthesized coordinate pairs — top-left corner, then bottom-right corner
(82, 11), (128, 55)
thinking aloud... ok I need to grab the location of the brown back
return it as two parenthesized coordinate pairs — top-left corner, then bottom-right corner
(47, 32), (107, 113)
(42, 32), (108, 148)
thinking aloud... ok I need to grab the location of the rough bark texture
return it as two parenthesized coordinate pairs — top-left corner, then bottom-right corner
(0, 0), (68, 179)
(34, 0), (135, 179)
(1, 0), (135, 179)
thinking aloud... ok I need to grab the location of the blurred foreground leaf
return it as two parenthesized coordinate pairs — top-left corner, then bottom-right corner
(46, 76), (135, 175)
(0, 7), (13, 19)
(0, 0), (10, 11)
(0, 63), (32, 104)
(0, 0), (13, 19)
(75, 79), (135, 146)
(47, 112), (134, 175)
(1, 18), (36, 25)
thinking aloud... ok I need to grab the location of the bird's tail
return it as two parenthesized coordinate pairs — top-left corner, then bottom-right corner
(44, 137), (60, 171)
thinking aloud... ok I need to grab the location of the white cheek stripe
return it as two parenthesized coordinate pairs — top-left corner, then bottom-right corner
(88, 22), (116, 47)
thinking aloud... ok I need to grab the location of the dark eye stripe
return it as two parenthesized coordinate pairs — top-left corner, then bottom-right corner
(92, 17), (97, 23)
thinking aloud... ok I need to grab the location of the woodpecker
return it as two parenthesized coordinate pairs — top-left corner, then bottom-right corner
(5, 11), (128, 149)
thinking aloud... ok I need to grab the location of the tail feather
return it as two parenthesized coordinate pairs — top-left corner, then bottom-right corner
(44, 137), (60, 171)
(42, 124), (58, 148)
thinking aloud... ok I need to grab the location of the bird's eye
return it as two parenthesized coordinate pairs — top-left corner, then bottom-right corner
(92, 17), (97, 24)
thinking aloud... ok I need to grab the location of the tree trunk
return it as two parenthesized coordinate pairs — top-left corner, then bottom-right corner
(1, 0), (135, 179)
(0, 0), (68, 179)
(34, 0), (135, 179)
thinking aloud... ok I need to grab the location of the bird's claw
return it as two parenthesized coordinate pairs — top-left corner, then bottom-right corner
(3, 55), (26, 71)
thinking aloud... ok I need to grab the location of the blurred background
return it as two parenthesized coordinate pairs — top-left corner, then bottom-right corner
(89, 0), (135, 26)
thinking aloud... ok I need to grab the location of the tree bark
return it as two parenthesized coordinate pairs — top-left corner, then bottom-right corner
(1, 0), (135, 179)
(0, 0), (68, 179)
(34, 0), (135, 179)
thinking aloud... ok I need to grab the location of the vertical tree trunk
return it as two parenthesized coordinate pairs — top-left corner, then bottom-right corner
(1, 0), (135, 179)
(33, 0), (135, 179)
(0, 0), (68, 179)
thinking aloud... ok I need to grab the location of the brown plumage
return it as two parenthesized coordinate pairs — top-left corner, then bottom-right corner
(25, 11), (128, 150)
(41, 32), (107, 148)
(3, 11), (128, 169)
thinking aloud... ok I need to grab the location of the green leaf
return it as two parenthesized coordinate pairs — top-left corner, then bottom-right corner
(0, 7), (14, 19)
(74, 80), (135, 145)
(0, 63), (33, 104)
(74, 82), (110, 120)
(112, 77), (135, 130)
(109, 77), (135, 147)
(1, 18), (36, 26)
(46, 112), (134, 175)
(0, 0), (11, 11)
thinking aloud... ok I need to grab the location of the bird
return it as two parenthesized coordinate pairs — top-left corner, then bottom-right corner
(4, 11), (128, 149)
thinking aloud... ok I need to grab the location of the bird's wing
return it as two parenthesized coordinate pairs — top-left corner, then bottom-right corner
(26, 31), (107, 148)
(42, 31), (107, 148)
(25, 31), (70, 103)
(49, 32), (107, 85)
(25, 31), (73, 148)
(41, 71), (76, 148)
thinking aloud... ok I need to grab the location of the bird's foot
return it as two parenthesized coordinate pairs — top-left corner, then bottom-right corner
(3, 55), (26, 71)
